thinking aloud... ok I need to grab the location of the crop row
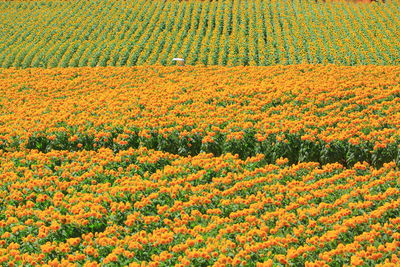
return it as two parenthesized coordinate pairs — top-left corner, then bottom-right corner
(0, 147), (399, 266)
(0, 65), (399, 167)
(0, 0), (399, 67)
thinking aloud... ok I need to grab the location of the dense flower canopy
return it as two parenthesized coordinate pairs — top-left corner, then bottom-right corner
(0, 0), (399, 265)
(0, 148), (399, 266)
(0, 65), (399, 166)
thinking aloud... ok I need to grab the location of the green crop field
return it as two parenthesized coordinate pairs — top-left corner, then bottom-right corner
(0, 0), (399, 68)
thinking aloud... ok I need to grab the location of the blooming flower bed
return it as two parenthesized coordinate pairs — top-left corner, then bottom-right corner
(0, 65), (399, 265)
(0, 65), (399, 167)
(0, 148), (399, 266)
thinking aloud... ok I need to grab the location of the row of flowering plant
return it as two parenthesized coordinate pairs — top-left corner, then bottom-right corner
(0, 147), (399, 266)
(0, 0), (399, 68)
(0, 65), (399, 167)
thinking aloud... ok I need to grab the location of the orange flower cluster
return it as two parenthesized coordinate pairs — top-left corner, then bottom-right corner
(0, 148), (399, 265)
(0, 65), (399, 166)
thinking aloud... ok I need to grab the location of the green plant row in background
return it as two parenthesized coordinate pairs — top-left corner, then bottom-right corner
(0, 0), (399, 67)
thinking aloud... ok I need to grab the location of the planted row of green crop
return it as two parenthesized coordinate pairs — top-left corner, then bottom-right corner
(0, 0), (399, 67)
(15, 128), (400, 168)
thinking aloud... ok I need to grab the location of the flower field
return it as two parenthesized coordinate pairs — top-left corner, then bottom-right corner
(1, 0), (400, 265)
(0, 148), (399, 266)
(1, 65), (399, 167)
(0, 0), (399, 68)
(0, 65), (399, 265)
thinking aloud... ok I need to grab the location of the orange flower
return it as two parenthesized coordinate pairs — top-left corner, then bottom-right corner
(351, 255), (364, 266)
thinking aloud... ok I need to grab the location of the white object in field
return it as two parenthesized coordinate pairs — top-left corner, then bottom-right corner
(172, 58), (185, 66)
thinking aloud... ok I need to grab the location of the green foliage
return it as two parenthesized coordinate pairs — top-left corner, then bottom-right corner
(0, 0), (399, 68)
